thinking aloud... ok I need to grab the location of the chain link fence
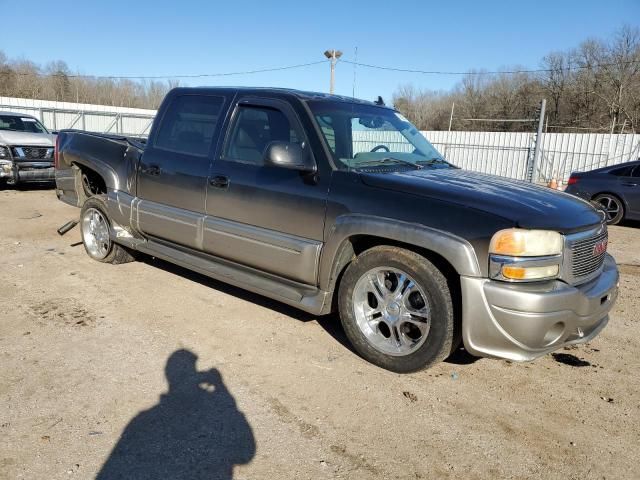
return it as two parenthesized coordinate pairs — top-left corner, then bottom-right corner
(425, 130), (640, 182)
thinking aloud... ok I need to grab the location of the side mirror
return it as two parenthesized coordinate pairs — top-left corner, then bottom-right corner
(264, 141), (316, 173)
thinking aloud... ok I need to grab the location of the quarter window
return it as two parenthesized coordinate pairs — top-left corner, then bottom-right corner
(610, 166), (634, 176)
(155, 95), (224, 156)
(224, 105), (302, 166)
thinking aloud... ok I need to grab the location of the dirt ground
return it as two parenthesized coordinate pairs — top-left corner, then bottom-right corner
(1, 187), (639, 480)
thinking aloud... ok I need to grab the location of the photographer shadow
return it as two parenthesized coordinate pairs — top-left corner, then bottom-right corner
(97, 349), (255, 480)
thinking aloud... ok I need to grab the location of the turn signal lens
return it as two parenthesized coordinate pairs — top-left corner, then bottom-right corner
(502, 264), (559, 280)
(489, 229), (563, 257)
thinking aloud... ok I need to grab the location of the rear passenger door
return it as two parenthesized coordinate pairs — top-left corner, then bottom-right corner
(620, 165), (640, 217)
(204, 97), (330, 285)
(137, 94), (227, 249)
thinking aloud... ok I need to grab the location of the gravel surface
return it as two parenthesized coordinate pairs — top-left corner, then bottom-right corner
(1, 188), (639, 480)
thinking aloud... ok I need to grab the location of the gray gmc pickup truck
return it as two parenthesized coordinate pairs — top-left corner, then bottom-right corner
(55, 87), (619, 372)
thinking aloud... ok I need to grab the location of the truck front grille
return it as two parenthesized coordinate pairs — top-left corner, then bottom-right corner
(566, 226), (608, 284)
(11, 146), (54, 160)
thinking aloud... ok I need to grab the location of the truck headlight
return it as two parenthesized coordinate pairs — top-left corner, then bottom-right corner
(0, 146), (10, 159)
(489, 229), (563, 282)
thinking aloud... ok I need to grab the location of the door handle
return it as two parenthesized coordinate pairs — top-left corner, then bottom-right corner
(142, 165), (162, 176)
(209, 175), (229, 188)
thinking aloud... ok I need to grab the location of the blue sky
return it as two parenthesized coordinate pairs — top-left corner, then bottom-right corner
(1, 0), (638, 104)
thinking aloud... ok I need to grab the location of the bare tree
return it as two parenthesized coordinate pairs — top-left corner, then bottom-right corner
(0, 52), (175, 109)
(393, 26), (640, 133)
(540, 52), (573, 123)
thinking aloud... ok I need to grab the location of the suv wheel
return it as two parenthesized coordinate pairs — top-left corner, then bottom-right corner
(338, 246), (454, 372)
(593, 194), (624, 225)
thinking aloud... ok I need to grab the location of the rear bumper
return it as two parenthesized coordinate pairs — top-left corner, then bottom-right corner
(564, 185), (593, 203)
(461, 254), (619, 361)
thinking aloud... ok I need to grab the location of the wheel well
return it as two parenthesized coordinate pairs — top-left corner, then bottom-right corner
(329, 235), (462, 347)
(592, 191), (624, 203)
(75, 164), (107, 197)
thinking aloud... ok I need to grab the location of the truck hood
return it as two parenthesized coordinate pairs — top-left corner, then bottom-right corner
(0, 130), (55, 147)
(359, 168), (603, 232)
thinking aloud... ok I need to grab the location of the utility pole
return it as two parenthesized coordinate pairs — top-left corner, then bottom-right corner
(528, 99), (546, 183)
(324, 49), (342, 94)
(448, 102), (455, 131)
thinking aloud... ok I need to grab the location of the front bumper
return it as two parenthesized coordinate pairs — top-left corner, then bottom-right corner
(461, 254), (619, 361)
(0, 162), (55, 183)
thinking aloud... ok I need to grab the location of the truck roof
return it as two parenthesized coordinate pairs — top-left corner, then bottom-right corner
(171, 86), (390, 108)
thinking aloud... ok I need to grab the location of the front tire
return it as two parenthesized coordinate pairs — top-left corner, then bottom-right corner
(80, 195), (134, 264)
(338, 246), (454, 373)
(593, 194), (624, 225)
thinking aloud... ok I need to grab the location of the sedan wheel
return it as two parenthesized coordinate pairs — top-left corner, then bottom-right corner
(593, 194), (624, 225)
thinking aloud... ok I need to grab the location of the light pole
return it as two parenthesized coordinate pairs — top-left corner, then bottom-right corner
(324, 49), (342, 94)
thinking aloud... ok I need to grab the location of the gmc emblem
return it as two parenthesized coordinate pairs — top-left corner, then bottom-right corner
(593, 239), (608, 256)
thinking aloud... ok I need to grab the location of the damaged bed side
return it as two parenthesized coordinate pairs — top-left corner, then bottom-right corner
(54, 130), (145, 235)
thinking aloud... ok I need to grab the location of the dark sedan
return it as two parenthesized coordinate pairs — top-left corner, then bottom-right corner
(565, 160), (640, 225)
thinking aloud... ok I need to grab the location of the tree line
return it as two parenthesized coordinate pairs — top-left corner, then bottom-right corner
(0, 53), (177, 109)
(392, 26), (640, 133)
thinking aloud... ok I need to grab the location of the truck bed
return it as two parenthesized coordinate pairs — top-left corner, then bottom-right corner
(55, 130), (145, 207)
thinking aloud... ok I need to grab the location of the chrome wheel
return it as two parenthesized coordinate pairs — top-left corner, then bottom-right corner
(595, 195), (622, 223)
(352, 267), (431, 356)
(82, 207), (111, 259)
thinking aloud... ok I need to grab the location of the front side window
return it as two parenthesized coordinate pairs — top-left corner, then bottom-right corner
(0, 115), (49, 134)
(308, 101), (450, 170)
(155, 95), (224, 156)
(224, 105), (302, 166)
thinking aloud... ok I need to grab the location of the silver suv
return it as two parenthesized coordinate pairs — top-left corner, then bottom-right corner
(0, 111), (55, 186)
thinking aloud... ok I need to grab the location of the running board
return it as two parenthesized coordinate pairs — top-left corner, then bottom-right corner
(136, 239), (331, 315)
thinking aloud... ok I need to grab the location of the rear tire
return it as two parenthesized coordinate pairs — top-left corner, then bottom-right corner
(593, 194), (624, 225)
(338, 246), (454, 373)
(80, 195), (135, 264)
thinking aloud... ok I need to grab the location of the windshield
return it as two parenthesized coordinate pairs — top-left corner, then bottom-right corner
(0, 115), (49, 134)
(308, 101), (450, 170)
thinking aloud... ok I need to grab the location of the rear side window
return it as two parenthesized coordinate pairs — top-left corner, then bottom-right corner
(609, 165), (634, 176)
(224, 105), (302, 166)
(155, 95), (224, 156)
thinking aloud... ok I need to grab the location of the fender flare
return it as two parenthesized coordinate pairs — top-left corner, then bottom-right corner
(71, 156), (121, 192)
(318, 214), (482, 292)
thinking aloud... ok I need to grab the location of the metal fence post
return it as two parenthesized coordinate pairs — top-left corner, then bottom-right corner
(526, 99), (546, 182)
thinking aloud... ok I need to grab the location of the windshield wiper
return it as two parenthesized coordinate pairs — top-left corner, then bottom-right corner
(415, 157), (449, 166)
(355, 157), (423, 170)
